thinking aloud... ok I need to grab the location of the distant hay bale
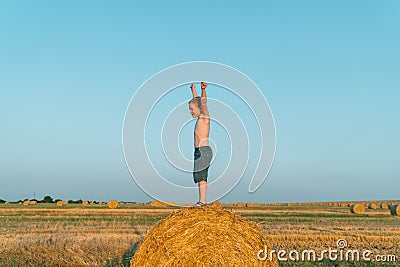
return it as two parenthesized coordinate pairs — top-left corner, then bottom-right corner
(350, 204), (365, 214)
(90, 201), (95, 205)
(150, 200), (168, 207)
(237, 202), (245, 207)
(253, 202), (260, 207)
(18, 202), (22, 205)
(390, 204), (400, 216)
(380, 203), (389, 209)
(56, 201), (64, 207)
(82, 201), (89, 206)
(5, 202), (10, 204)
(339, 203), (347, 207)
(63, 201), (68, 206)
(130, 205), (278, 267)
(108, 200), (119, 209)
(29, 200), (37, 205)
(246, 202), (253, 207)
(368, 203), (377, 210)
(23, 200), (30, 206)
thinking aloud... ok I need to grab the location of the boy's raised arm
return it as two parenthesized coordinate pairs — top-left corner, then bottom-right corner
(200, 82), (209, 117)
(201, 82), (207, 98)
(190, 84), (198, 98)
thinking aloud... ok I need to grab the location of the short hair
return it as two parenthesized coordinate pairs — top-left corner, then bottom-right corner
(188, 97), (203, 112)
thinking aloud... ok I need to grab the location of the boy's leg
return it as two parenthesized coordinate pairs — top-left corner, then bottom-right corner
(194, 146), (212, 204)
(198, 180), (207, 203)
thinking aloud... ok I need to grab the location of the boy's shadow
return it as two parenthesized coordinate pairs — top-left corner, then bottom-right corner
(122, 242), (139, 267)
(105, 242), (139, 267)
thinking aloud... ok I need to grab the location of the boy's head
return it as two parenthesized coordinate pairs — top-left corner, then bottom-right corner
(188, 97), (202, 118)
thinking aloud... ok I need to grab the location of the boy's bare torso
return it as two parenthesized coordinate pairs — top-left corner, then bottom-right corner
(194, 112), (210, 148)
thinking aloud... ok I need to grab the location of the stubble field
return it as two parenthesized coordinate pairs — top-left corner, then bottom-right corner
(0, 202), (399, 266)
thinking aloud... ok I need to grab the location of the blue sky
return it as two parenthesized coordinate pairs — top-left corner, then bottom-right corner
(1, 1), (399, 203)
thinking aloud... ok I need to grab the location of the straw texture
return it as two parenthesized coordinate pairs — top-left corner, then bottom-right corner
(131, 205), (278, 267)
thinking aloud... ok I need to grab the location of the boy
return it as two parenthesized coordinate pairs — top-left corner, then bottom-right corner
(188, 82), (212, 207)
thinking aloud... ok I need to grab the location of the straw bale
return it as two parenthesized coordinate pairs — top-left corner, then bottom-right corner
(390, 204), (400, 216)
(108, 200), (119, 209)
(350, 204), (365, 214)
(237, 202), (245, 207)
(131, 205), (278, 267)
(380, 203), (389, 209)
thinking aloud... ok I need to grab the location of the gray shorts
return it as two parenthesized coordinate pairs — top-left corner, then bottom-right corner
(193, 146), (213, 183)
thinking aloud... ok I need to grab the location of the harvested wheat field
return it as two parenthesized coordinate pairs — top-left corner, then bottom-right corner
(0, 201), (399, 266)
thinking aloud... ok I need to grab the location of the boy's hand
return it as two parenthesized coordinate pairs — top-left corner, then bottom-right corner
(201, 82), (207, 90)
(190, 83), (196, 90)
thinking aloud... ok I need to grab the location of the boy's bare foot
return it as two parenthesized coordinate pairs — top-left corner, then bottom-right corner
(190, 83), (196, 90)
(201, 82), (207, 89)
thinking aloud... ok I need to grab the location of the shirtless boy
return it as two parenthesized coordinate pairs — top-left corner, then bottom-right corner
(188, 82), (212, 207)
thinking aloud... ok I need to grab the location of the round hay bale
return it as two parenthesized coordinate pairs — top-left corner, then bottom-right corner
(82, 201), (89, 206)
(350, 204), (365, 214)
(368, 203), (377, 210)
(23, 200), (30, 206)
(130, 205), (278, 267)
(29, 200), (37, 205)
(108, 200), (119, 209)
(380, 203), (389, 209)
(63, 201), (68, 206)
(237, 202), (245, 207)
(4, 202), (10, 204)
(56, 201), (64, 207)
(246, 202), (253, 207)
(390, 204), (400, 216)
